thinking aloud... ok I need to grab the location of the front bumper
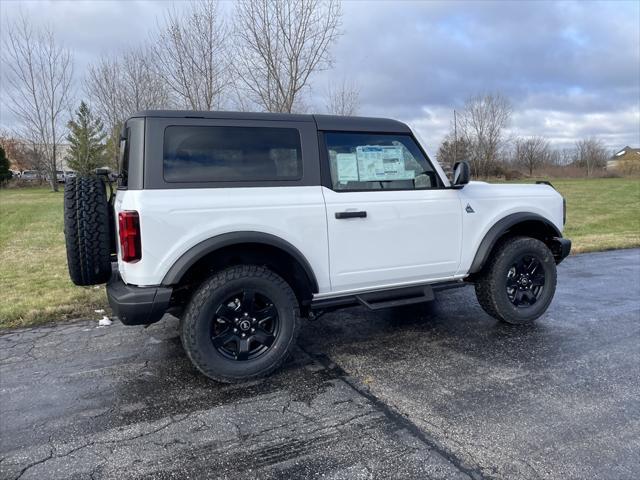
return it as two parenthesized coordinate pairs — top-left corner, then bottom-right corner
(550, 237), (572, 264)
(107, 273), (173, 325)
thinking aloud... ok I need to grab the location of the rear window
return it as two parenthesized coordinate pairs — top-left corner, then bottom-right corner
(163, 126), (302, 183)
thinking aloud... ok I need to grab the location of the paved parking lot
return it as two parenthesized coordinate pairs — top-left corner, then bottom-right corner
(1, 249), (639, 480)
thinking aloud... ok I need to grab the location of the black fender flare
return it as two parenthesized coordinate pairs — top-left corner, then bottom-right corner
(468, 213), (562, 274)
(161, 231), (319, 292)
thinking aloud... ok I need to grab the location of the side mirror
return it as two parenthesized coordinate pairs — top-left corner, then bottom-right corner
(452, 161), (470, 188)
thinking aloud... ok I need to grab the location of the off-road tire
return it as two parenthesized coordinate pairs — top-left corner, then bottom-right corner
(475, 236), (557, 325)
(64, 176), (112, 286)
(181, 265), (300, 383)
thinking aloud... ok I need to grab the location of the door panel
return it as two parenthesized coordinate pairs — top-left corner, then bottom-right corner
(323, 187), (462, 291)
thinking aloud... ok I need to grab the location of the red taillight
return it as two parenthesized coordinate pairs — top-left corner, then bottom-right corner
(118, 211), (141, 262)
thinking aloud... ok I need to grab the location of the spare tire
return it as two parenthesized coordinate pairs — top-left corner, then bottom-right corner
(64, 176), (113, 286)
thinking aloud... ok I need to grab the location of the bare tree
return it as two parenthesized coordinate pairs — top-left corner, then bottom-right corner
(87, 48), (170, 129)
(151, 0), (229, 110)
(234, 0), (342, 113)
(547, 147), (574, 167)
(457, 93), (512, 177)
(573, 137), (608, 176)
(514, 136), (550, 176)
(86, 47), (170, 167)
(0, 133), (43, 173)
(436, 134), (471, 173)
(2, 14), (73, 191)
(325, 79), (359, 115)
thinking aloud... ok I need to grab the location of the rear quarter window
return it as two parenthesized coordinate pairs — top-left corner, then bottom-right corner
(163, 126), (302, 183)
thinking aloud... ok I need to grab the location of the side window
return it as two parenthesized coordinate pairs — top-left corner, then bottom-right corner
(163, 125), (302, 183)
(324, 132), (440, 191)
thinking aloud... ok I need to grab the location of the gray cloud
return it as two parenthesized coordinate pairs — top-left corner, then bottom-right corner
(1, 0), (638, 150)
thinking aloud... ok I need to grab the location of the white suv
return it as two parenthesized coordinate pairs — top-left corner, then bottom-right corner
(64, 110), (571, 382)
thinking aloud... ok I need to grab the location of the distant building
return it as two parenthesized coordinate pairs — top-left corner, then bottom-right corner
(5, 140), (70, 172)
(607, 146), (640, 170)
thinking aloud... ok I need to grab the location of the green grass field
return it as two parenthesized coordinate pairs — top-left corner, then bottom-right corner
(543, 178), (640, 253)
(1, 177), (638, 328)
(0, 187), (106, 328)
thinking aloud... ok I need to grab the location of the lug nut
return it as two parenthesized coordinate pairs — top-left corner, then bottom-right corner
(251, 328), (255, 333)
(244, 312), (248, 317)
(241, 333), (246, 338)
(233, 328), (238, 333)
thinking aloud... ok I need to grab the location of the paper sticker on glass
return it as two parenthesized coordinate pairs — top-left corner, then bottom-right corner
(355, 146), (415, 182)
(336, 153), (359, 182)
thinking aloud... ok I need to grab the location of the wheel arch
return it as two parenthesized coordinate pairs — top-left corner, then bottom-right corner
(162, 231), (319, 303)
(469, 213), (561, 275)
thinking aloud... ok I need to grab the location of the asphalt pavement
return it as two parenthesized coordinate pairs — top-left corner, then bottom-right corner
(1, 249), (639, 480)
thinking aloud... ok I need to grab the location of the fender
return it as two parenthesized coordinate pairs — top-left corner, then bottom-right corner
(161, 231), (319, 292)
(468, 213), (562, 274)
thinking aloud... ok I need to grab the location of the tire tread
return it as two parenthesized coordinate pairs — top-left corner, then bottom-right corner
(64, 176), (112, 286)
(474, 236), (557, 325)
(181, 265), (300, 383)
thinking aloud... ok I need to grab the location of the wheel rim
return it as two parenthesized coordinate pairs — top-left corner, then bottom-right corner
(506, 254), (545, 308)
(210, 289), (279, 361)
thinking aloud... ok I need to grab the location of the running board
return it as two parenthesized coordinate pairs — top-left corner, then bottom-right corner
(309, 281), (468, 313)
(356, 285), (434, 310)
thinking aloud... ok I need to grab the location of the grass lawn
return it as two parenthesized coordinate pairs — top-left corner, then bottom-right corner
(0, 187), (107, 329)
(1, 177), (638, 328)
(518, 178), (640, 253)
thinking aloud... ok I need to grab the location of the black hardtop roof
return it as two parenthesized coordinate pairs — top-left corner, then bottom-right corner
(131, 110), (411, 133)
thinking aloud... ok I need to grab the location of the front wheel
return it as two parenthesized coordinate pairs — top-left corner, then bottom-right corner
(475, 236), (557, 325)
(181, 265), (300, 383)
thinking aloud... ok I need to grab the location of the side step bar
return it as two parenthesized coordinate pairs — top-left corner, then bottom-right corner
(356, 285), (434, 310)
(310, 282), (469, 313)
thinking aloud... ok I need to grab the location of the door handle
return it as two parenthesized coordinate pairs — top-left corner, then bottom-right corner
(335, 211), (367, 219)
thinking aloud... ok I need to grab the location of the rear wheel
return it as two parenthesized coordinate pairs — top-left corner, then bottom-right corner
(64, 176), (113, 286)
(181, 265), (300, 383)
(475, 236), (557, 325)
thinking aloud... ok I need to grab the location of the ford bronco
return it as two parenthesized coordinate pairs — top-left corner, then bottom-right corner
(64, 110), (571, 382)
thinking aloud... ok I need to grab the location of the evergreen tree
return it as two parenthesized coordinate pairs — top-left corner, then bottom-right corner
(104, 123), (123, 171)
(66, 102), (107, 175)
(0, 145), (12, 185)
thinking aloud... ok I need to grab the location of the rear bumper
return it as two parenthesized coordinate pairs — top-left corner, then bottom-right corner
(550, 237), (572, 264)
(107, 272), (172, 325)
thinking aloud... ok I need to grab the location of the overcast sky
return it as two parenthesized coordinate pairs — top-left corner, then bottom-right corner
(1, 0), (638, 154)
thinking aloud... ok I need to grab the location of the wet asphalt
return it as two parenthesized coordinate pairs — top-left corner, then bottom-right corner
(1, 249), (639, 480)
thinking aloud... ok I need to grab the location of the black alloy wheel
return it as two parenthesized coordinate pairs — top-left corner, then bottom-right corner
(474, 236), (558, 325)
(211, 290), (279, 361)
(181, 265), (300, 383)
(506, 254), (546, 307)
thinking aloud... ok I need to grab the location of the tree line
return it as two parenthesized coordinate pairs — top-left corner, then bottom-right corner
(1, 1), (626, 190)
(1, 0), (354, 190)
(436, 93), (615, 178)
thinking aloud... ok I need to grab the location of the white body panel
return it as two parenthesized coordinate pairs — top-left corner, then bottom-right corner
(456, 181), (564, 275)
(115, 186), (330, 290)
(322, 186), (463, 292)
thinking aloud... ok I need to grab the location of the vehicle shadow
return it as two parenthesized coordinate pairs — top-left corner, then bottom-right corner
(299, 286), (567, 371)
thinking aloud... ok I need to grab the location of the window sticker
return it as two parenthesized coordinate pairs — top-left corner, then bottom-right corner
(336, 153), (359, 182)
(355, 146), (415, 181)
